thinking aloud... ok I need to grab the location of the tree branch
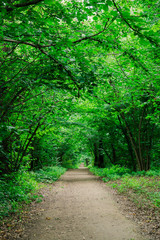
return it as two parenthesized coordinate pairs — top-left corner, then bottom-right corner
(73, 19), (113, 44)
(3, 38), (55, 48)
(112, 0), (159, 47)
(0, 44), (19, 68)
(2, 38), (80, 90)
(5, 0), (44, 12)
(13, 90), (49, 108)
(39, 48), (80, 89)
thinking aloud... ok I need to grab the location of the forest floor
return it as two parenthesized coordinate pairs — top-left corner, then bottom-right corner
(1, 166), (156, 240)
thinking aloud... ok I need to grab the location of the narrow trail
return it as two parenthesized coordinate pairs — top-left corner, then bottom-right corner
(26, 166), (148, 240)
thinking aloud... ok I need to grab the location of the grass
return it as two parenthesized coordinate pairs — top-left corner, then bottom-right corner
(110, 176), (160, 208)
(0, 166), (66, 219)
(89, 165), (160, 209)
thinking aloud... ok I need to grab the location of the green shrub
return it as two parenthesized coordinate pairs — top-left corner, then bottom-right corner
(131, 169), (160, 177)
(145, 170), (160, 177)
(0, 171), (39, 219)
(32, 166), (66, 183)
(90, 166), (160, 180)
(89, 165), (131, 180)
(0, 166), (66, 219)
(103, 165), (131, 176)
(62, 159), (79, 169)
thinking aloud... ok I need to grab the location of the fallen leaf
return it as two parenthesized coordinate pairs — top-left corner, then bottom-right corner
(15, 229), (23, 233)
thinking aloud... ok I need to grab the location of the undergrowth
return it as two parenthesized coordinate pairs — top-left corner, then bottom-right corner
(111, 176), (160, 208)
(0, 166), (66, 219)
(89, 165), (160, 209)
(31, 166), (66, 183)
(89, 165), (131, 181)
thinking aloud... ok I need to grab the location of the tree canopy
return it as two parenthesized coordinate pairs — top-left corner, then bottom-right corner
(0, 0), (160, 173)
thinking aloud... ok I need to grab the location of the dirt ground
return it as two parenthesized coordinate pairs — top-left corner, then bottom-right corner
(20, 166), (150, 240)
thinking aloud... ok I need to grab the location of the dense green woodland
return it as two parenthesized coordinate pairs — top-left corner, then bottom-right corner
(0, 0), (160, 175)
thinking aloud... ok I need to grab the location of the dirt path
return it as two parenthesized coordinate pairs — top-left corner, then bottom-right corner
(25, 166), (149, 240)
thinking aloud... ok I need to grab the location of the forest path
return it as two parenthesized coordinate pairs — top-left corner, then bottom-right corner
(26, 166), (148, 240)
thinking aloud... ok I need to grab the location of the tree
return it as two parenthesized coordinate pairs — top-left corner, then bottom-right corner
(0, 0), (159, 173)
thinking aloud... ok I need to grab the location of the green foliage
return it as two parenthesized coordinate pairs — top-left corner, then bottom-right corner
(111, 176), (160, 208)
(0, 171), (39, 218)
(62, 159), (79, 169)
(90, 166), (160, 180)
(0, 0), (160, 174)
(31, 166), (66, 183)
(90, 165), (131, 181)
(132, 169), (160, 177)
(90, 166), (160, 208)
(0, 166), (66, 219)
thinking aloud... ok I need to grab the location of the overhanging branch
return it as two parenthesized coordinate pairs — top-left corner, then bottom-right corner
(3, 38), (55, 48)
(112, 0), (159, 48)
(2, 38), (80, 90)
(5, 0), (44, 12)
(73, 20), (110, 44)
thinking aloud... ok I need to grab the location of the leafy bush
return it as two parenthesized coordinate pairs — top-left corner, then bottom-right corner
(90, 165), (131, 181)
(31, 166), (66, 183)
(0, 171), (39, 219)
(145, 170), (160, 177)
(90, 165), (160, 180)
(131, 169), (160, 177)
(62, 158), (80, 169)
(0, 166), (66, 219)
